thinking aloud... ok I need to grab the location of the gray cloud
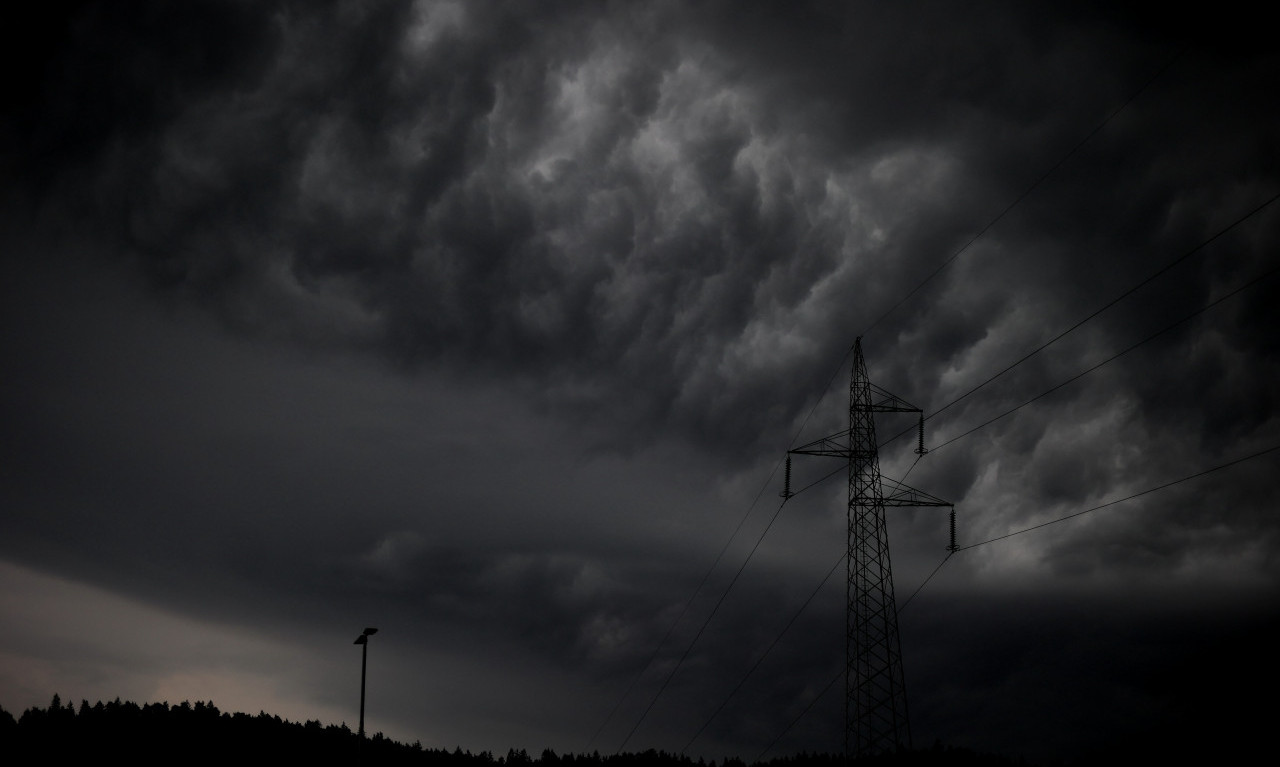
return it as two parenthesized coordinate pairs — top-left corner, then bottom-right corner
(3, 0), (1278, 761)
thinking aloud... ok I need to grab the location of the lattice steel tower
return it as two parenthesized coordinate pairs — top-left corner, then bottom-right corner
(790, 337), (952, 759)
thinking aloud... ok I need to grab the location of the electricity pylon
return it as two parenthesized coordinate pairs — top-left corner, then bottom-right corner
(790, 337), (952, 760)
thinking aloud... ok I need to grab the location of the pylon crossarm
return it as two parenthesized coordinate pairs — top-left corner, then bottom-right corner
(868, 384), (922, 413)
(789, 428), (852, 458)
(879, 476), (952, 507)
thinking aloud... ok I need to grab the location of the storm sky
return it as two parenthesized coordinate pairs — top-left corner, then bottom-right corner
(2, 1), (1278, 762)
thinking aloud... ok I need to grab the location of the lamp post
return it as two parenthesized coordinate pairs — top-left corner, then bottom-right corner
(353, 627), (378, 740)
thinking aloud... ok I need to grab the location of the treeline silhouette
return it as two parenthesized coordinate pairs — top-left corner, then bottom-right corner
(1, 695), (1026, 766)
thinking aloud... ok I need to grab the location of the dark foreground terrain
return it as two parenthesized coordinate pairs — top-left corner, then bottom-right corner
(2, 696), (1029, 766)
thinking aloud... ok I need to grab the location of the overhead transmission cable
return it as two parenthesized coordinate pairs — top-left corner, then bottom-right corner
(647, 183), (1276, 755)
(747, 551), (955, 763)
(587, 348), (857, 751)
(697, 252), (1279, 757)
(859, 46), (1186, 338)
(929, 263), (1280, 452)
(591, 336), (860, 753)
(753, 666), (841, 765)
(624, 398), (901, 753)
(627, 440), (893, 752)
(957, 442), (1280, 550)
(603, 44), (1186, 756)
(616, 493), (794, 753)
(684, 542), (949, 755)
(584, 464), (776, 750)
(745, 45), (1273, 762)
(877, 188), (1280, 452)
(681, 549), (845, 754)
(751, 441), (1280, 761)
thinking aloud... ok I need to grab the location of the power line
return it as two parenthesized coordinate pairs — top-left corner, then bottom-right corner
(877, 188), (1280, 453)
(626, 413), (916, 753)
(608, 43), (1195, 757)
(750, 442), (1280, 757)
(753, 666), (841, 764)
(586, 464), (777, 750)
(584, 568), (715, 750)
(745, 267), (1280, 748)
(600, 194), (1277, 752)
(788, 247), (1271, 494)
(612, 398), (870, 751)
(616, 495), (794, 753)
(682, 550), (845, 754)
(789, 345), (858, 451)
(688, 543), (951, 755)
(859, 46), (1186, 338)
(589, 338), (855, 750)
(714, 260), (1275, 751)
(895, 553), (953, 615)
(782, 48), (1187, 475)
(589, 333), (858, 751)
(957, 443), (1280, 550)
(940, 191), (1279, 422)
(929, 263), (1280, 453)
(700, 43), (1256, 763)
(671, 444), (940, 753)
(748, 552), (950, 763)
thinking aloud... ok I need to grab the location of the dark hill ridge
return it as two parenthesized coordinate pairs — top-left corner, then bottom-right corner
(2, 695), (1024, 766)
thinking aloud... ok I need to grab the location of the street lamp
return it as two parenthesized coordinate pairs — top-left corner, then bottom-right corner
(353, 627), (378, 740)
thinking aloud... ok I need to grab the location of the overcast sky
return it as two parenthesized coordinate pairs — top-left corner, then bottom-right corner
(2, 1), (1277, 762)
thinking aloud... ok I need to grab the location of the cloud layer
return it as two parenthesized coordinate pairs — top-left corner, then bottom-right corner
(3, 1), (1278, 760)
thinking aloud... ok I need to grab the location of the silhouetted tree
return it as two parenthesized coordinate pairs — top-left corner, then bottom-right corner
(1, 695), (1035, 767)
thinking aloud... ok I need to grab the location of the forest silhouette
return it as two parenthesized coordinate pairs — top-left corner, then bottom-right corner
(2, 694), (1028, 766)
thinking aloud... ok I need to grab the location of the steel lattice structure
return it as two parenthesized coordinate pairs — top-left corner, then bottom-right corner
(791, 338), (951, 759)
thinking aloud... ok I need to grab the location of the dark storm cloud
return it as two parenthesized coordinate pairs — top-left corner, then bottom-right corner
(4, 0), (1279, 760)
(13, 0), (1139, 457)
